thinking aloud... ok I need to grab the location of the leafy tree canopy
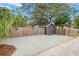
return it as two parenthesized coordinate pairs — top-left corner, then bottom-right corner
(73, 16), (79, 29)
(21, 3), (74, 26)
(0, 7), (14, 40)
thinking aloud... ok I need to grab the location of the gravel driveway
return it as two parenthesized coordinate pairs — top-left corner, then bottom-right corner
(36, 37), (79, 56)
(1, 35), (72, 56)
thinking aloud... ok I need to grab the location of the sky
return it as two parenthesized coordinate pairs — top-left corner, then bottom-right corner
(74, 3), (79, 10)
(0, 3), (33, 16)
(0, 3), (22, 10)
(0, 3), (79, 16)
(0, 3), (79, 9)
(0, 3), (79, 10)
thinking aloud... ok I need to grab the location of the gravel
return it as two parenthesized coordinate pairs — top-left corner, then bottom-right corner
(36, 37), (79, 56)
(1, 35), (72, 56)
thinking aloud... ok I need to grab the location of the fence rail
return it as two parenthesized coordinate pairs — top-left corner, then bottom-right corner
(5, 26), (79, 38)
(56, 27), (79, 37)
(5, 26), (45, 38)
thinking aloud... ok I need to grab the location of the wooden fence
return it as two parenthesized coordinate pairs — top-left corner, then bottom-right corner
(56, 26), (79, 37)
(5, 26), (79, 38)
(5, 26), (45, 38)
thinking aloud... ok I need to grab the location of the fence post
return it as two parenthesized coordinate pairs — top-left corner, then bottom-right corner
(66, 27), (67, 36)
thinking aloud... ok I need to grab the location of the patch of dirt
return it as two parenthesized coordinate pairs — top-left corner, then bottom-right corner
(0, 44), (16, 56)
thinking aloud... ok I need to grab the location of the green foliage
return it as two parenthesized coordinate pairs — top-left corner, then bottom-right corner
(20, 4), (75, 27)
(0, 7), (14, 42)
(12, 16), (26, 27)
(33, 15), (49, 26)
(73, 16), (79, 29)
(29, 4), (74, 26)
(0, 7), (28, 41)
(55, 13), (71, 27)
(31, 4), (54, 26)
(12, 9), (28, 27)
(0, 23), (5, 40)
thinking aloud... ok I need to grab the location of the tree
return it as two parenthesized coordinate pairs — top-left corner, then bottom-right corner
(33, 4), (74, 26)
(73, 16), (79, 29)
(12, 15), (26, 27)
(0, 7), (14, 41)
(15, 5), (31, 27)
(21, 3), (74, 26)
(54, 12), (71, 27)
